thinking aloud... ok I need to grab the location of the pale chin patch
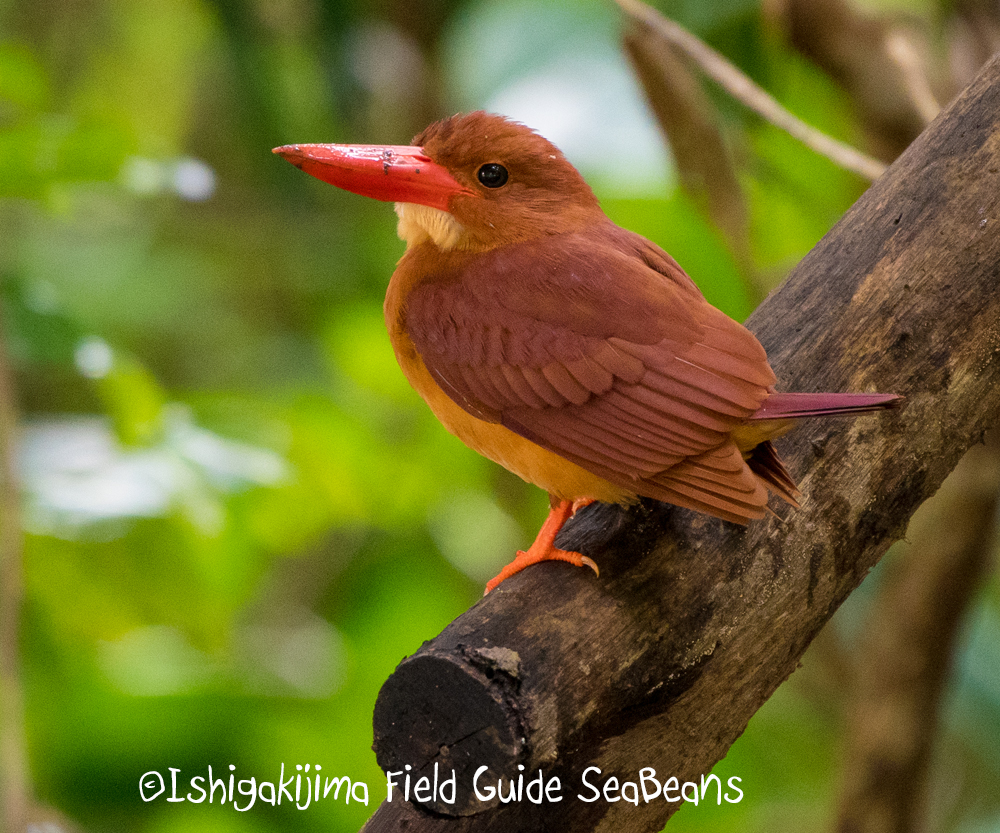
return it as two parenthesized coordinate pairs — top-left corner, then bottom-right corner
(395, 202), (468, 251)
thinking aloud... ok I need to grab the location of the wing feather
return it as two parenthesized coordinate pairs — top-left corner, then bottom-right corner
(519, 366), (567, 407)
(602, 390), (720, 449)
(620, 383), (737, 434)
(578, 396), (705, 455)
(484, 363), (525, 405)
(644, 362), (763, 415)
(541, 361), (592, 405)
(563, 354), (615, 395)
(689, 331), (778, 387)
(498, 363), (549, 408)
(454, 364), (502, 412)
(403, 221), (782, 520)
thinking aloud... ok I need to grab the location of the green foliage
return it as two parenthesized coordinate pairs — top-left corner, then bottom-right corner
(745, 45), (869, 272)
(602, 192), (753, 319)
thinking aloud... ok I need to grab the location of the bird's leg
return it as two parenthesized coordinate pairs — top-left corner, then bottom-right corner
(484, 498), (599, 594)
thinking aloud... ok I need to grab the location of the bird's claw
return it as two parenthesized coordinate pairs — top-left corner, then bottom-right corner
(483, 548), (600, 595)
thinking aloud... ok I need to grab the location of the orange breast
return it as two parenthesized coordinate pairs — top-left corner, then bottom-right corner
(387, 326), (634, 504)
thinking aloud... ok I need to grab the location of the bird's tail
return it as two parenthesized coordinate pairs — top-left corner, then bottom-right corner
(750, 392), (903, 420)
(746, 440), (800, 507)
(735, 391), (901, 515)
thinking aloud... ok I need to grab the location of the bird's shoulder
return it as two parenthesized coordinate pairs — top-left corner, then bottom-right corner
(401, 221), (704, 357)
(396, 219), (773, 414)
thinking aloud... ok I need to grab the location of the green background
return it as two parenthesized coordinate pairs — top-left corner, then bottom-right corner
(3, 0), (1000, 830)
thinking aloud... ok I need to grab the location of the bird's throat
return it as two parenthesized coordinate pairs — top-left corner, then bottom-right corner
(395, 202), (468, 251)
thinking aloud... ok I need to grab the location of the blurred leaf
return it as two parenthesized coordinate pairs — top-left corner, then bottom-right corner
(602, 191), (754, 320)
(622, 5), (749, 259)
(0, 272), (82, 367)
(96, 357), (167, 446)
(55, 114), (134, 182)
(322, 302), (414, 404)
(657, 0), (760, 33)
(745, 48), (867, 272)
(71, 0), (215, 154)
(0, 41), (49, 112)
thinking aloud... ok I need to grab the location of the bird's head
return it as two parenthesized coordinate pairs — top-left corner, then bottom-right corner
(274, 112), (603, 252)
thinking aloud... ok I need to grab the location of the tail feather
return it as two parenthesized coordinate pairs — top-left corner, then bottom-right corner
(746, 440), (801, 507)
(751, 392), (902, 420)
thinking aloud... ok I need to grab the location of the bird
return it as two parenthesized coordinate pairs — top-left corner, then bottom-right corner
(274, 112), (901, 593)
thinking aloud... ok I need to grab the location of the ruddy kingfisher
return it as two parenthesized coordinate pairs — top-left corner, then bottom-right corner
(274, 112), (900, 592)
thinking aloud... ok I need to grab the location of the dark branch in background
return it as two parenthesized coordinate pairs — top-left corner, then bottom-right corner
(835, 432), (1000, 833)
(766, 0), (964, 159)
(0, 308), (28, 831)
(618, 0), (890, 301)
(620, 11), (752, 280)
(358, 52), (1000, 833)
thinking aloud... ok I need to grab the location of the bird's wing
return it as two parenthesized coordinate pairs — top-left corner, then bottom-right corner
(403, 224), (777, 520)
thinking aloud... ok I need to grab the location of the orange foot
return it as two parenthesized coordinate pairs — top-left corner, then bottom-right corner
(484, 498), (599, 594)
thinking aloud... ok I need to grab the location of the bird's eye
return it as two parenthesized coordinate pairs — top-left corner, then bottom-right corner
(477, 163), (509, 188)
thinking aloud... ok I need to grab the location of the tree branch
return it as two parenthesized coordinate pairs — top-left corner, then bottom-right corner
(360, 53), (1000, 833)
